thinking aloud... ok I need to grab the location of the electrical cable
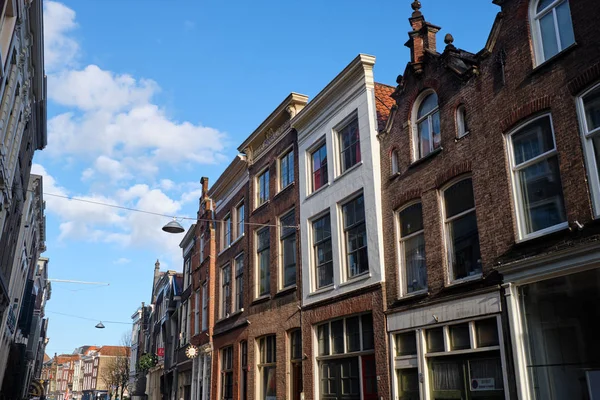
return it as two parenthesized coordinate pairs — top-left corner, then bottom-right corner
(46, 311), (132, 325)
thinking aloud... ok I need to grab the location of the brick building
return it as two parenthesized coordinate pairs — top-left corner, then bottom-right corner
(378, 0), (600, 399)
(294, 54), (391, 400)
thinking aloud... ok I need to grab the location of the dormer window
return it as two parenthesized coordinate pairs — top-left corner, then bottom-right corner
(531, 0), (575, 65)
(413, 90), (441, 160)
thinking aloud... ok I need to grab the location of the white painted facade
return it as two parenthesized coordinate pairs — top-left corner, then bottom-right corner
(294, 54), (385, 306)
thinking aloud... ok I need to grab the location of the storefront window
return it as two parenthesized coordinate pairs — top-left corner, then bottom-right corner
(520, 268), (600, 400)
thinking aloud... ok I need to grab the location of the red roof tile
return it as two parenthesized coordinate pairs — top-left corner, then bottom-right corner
(98, 346), (130, 356)
(374, 83), (396, 132)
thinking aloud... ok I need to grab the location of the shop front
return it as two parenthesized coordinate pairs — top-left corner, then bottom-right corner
(388, 291), (509, 400)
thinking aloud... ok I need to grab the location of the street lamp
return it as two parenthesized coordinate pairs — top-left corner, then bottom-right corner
(95, 322), (105, 329)
(162, 218), (185, 234)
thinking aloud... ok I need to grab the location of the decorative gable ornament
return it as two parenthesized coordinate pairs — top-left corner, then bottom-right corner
(185, 344), (199, 359)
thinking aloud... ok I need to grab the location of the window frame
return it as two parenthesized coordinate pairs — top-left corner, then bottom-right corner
(220, 263), (232, 319)
(530, 0), (576, 66)
(576, 82), (600, 218)
(411, 89), (441, 161)
(234, 252), (244, 312)
(256, 167), (270, 208)
(223, 213), (232, 249)
(391, 149), (399, 175)
(220, 346), (233, 400)
(194, 290), (200, 335)
(310, 140), (329, 193)
(257, 335), (277, 400)
(456, 104), (469, 138)
(336, 115), (361, 175)
(279, 208), (297, 290)
(441, 176), (483, 283)
(200, 232), (206, 261)
(288, 329), (303, 400)
(202, 281), (208, 331)
(341, 193), (369, 280)
(235, 201), (245, 239)
(395, 200), (427, 297)
(256, 227), (271, 298)
(278, 147), (295, 191)
(506, 113), (568, 241)
(311, 211), (334, 291)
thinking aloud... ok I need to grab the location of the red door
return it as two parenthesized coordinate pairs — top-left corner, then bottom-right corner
(361, 355), (378, 400)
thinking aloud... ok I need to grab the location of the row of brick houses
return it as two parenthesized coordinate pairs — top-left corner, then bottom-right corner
(129, 0), (600, 399)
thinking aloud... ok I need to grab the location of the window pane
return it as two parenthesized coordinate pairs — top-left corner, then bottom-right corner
(399, 203), (423, 237)
(593, 136), (600, 180)
(312, 145), (328, 191)
(362, 314), (374, 350)
(536, 0), (554, 13)
(432, 361), (462, 390)
(313, 214), (333, 289)
(344, 196), (368, 278)
(331, 320), (344, 354)
(283, 236), (296, 287)
(418, 119), (431, 158)
(397, 369), (419, 396)
(345, 317), (360, 352)
(396, 332), (417, 356)
(237, 204), (245, 237)
(262, 366), (276, 400)
(469, 358), (504, 390)
(449, 211), (482, 279)
(512, 116), (555, 165)
(556, 1), (575, 49)
(444, 178), (475, 217)
(450, 323), (470, 350)
(340, 358), (360, 395)
(318, 324), (330, 356)
(291, 330), (302, 360)
(518, 156), (566, 233)
(417, 93), (438, 118)
(432, 110), (441, 150)
(540, 12), (559, 60)
(583, 86), (600, 132)
(404, 233), (427, 293)
(426, 328), (444, 353)
(476, 318), (499, 347)
(339, 118), (361, 173)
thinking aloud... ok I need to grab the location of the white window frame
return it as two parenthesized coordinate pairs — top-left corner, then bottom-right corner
(235, 201), (245, 239)
(200, 233), (206, 261)
(279, 208), (297, 290)
(220, 263), (231, 319)
(456, 104), (469, 138)
(441, 176), (482, 284)
(256, 167), (270, 208)
(576, 82), (600, 218)
(391, 149), (399, 175)
(336, 114), (361, 175)
(506, 113), (568, 241)
(311, 210), (334, 292)
(278, 146), (295, 191)
(309, 139), (329, 194)
(411, 89), (441, 161)
(255, 227), (270, 298)
(234, 252), (244, 312)
(223, 213), (232, 249)
(201, 282), (208, 331)
(395, 201), (427, 297)
(194, 290), (200, 335)
(341, 192), (368, 280)
(530, 0), (576, 66)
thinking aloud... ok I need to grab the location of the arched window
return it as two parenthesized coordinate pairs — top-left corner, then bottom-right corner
(391, 149), (399, 175)
(413, 90), (441, 160)
(456, 105), (468, 138)
(530, 0), (575, 65)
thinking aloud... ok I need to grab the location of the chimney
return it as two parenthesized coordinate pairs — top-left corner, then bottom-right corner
(153, 259), (160, 289)
(406, 0), (441, 73)
(200, 177), (209, 197)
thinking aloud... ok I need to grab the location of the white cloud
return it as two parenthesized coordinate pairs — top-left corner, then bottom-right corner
(114, 258), (131, 265)
(43, 1), (79, 70)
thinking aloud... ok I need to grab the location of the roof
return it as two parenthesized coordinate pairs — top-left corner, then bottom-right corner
(43, 353), (50, 362)
(55, 354), (79, 364)
(98, 346), (130, 356)
(374, 83), (396, 132)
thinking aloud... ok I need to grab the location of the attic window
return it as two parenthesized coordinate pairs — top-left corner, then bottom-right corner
(530, 0), (575, 65)
(412, 90), (441, 160)
(456, 105), (469, 138)
(391, 149), (399, 175)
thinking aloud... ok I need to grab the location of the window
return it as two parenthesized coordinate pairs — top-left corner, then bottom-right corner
(236, 202), (245, 238)
(531, 0), (575, 65)
(257, 169), (270, 207)
(396, 332), (417, 356)
(413, 91), (441, 160)
(338, 117), (361, 173)
(221, 264), (231, 318)
(290, 330), (302, 400)
(180, 301), (188, 346)
(391, 149), (399, 175)
(202, 282), (208, 331)
(200, 233), (206, 261)
(280, 210), (296, 289)
(577, 83), (600, 217)
(240, 341), (248, 400)
(223, 214), (231, 249)
(311, 143), (328, 192)
(398, 202), (427, 294)
(343, 195), (368, 278)
(221, 347), (233, 400)
(194, 290), (200, 335)
(317, 314), (375, 357)
(312, 213), (333, 289)
(508, 115), (567, 238)
(258, 335), (277, 400)
(279, 149), (294, 190)
(234, 253), (244, 312)
(456, 104), (469, 138)
(443, 178), (482, 281)
(256, 228), (270, 297)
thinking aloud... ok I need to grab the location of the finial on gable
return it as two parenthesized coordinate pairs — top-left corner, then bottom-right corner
(411, 0), (422, 17)
(444, 33), (456, 50)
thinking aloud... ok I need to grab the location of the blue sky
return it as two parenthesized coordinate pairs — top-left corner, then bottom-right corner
(38, 0), (499, 357)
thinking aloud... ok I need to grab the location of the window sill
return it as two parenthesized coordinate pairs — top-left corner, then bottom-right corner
(531, 42), (577, 76)
(339, 271), (371, 288)
(274, 285), (297, 298)
(409, 147), (443, 169)
(515, 221), (569, 244)
(215, 309), (244, 324)
(388, 171), (401, 181)
(398, 289), (428, 300)
(334, 161), (363, 182)
(251, 295), (271, 305)
(274, 182), (295, 199)
(446, 273), (483, 287)
(252, 200), (270, 214)
(455, 131), (470, 141)
(305, 182), (330, 201)
(308, 285), (335, 297)
(231, 233), (245, 246)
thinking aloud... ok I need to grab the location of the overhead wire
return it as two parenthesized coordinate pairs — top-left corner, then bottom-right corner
(46, 310), (131, 325)
(43, 192), (298, 229)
